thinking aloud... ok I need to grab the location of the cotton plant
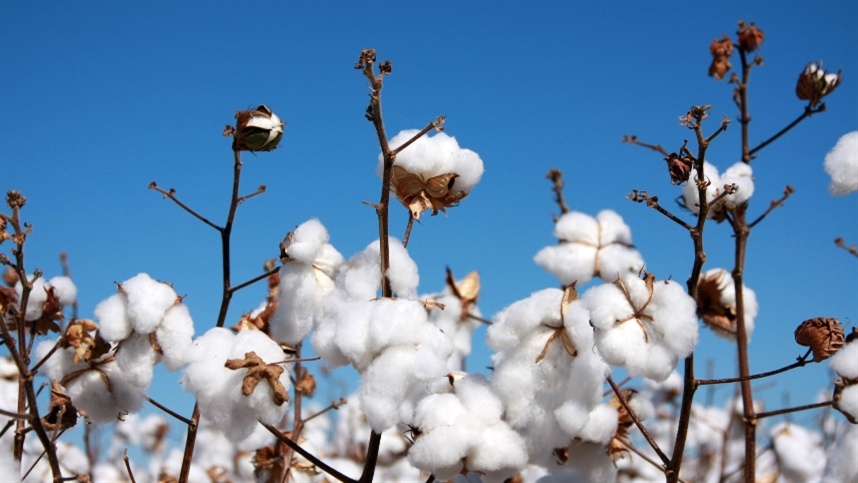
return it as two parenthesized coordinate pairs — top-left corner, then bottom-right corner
(534, 209), (645, 287)
(406, 373), (528, 481)
(180, 327), (292, 442)
(310, 237), (453, 432)
(824, 130), (858, 196)
(14, 274), (76, 324)
(582, 271), (698, 382)
(382, 129), (484, 219)
(270, 218), (344, 346)
(682, 161), (755, 219)
(695, 267), (759, 341)
(487, 286), (613, 462)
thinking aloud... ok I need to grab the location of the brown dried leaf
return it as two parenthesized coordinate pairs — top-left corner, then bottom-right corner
(225, 351), (289, 406)
(445, 268), (480, 320)
(391, 166), (466, 219)
(63, 319), (110, 364)
(296, 370), (316, 397)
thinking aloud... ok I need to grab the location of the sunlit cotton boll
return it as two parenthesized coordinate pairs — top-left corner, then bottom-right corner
(583, 273), (698, 382)
(823, 421), (858, 481)
(830, 334), (858, 380)
(720, 162), (755, 207)
(181, 328), (291, 442)
(534, 210), (644, 286)
(824, 131), (858, 195)
(383, 129), (485, 195)
(94, 292), (132, 342)
(682, 161), (722, 216)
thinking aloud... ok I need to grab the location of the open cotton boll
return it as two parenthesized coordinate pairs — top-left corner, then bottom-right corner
(823, 422), (858, 481)
(488, 288), (563, 350)
(467, 423), (528, 481)
(155, 303), (194, 370)
(122, 273), (178, 334)
(283, 218), (330, 263)
(46, 276), (77, 306)
(771, 422), (826, 482)
(366, 299), (428, 355)
(114, 332), (159, 388)
(387, 238), (419, 298)
(830, 336), (858, 379)
(359, 345), (422, 432)
(824, 131), (858, 196)
(584, 273), (698, 382)
(94, 292), (132, 342)
(64, 360), (147, 424)
(682, 161), (722, 215)
(271, 263), (327, 346)
(15, 276), (48, 321)
(384, 130), (485, 193)
(720, 162), (754, 207)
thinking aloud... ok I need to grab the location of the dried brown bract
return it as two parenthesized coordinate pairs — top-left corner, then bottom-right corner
(796, 61), (842, 107)
(794, 317), (845, 362)
(63, 319), (110, 364)
(445, 267), (480, 321)
(224, 351), (290, 406)
(391, 165), (467, 219)
(737, 21), (764, 52)
(41, 380), (78, 432)
(664, 152), (693, 184)
(696, 271), (736, 337)
(708, 35), (734, 80)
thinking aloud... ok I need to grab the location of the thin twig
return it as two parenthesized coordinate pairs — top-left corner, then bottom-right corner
(748, 105), (826, 159)
(756, 400), (832, 420)
(229, 266), (280, 294)
(834, 237), (858, 258)
(148, 182), (220, 230)
(748, 185), (794, 228)
(263, 423), (357, 483)
(696, 349), (813, 386)
(546, 169), (570, 218)
(0, 407), (32, 420)
(623, 135), (670, 156)
(606, 375), (670, 465)
(303, 398), (348, 424)
(124, 448), (137, 483)
(628, 190), (693, 231)
(146, 397), (194, 426)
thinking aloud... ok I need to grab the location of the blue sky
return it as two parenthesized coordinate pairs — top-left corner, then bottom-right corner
(2, 0), (857, 442)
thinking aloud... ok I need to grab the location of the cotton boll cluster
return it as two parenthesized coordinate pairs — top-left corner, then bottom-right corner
(311, 238), (452, 432)
(583, 273), (698, 382)
(696, 268), (758, 341)
(180, 328), (292, 442)
(824, 131), (858, 196)
(534, 210), (645, 287)
(14, 274), (76, 322)
(683, 161), (755, 217)
(487, 288), (611, 461)
(407, 374), (528, 481)
(770, 422), (826, 482)
(271, 219), (344, 346)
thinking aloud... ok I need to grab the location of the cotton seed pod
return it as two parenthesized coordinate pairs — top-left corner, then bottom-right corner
(664, 152), (693, 185)
(231, 105), (285, 152)
(794, 317), (845, 362)
(795, 61), (842, 107)
(708, 35), (733, 80)
(737, 21), (764, 52)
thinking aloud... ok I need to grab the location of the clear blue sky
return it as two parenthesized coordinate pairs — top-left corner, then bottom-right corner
(2, 0), (856, 439)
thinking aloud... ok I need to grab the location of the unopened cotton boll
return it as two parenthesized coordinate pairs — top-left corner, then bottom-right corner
(824, 131), (858, 196)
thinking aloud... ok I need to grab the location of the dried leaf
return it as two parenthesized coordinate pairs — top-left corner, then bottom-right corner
(795, 317), (845, 362)
(391, 166), (466, 219)
(41, 380), (78, 432)
(63, 319), (110, 364)
(225, 351), (289, 406)
(445, 268), (480, 320)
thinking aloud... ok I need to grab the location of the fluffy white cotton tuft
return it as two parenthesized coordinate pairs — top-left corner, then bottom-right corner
(824, 131), (858, 195)
(534, 210), (644, 286)
(122, 273), (179, 335)
(770, 422), (826, 482)
(383, 129), (485, 195)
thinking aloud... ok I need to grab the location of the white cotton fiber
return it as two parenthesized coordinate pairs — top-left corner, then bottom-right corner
(284, 218), (329, 263)
(122, 273), (178, 335)
(824, 131), (858, 196)
(94, 293), (132, 342)
(155, 303), (194, 370)
(720, 162), (755, 207)
(46, 276), (77, 306)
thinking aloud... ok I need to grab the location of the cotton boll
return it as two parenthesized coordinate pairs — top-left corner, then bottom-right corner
(413, 393), (468, 431)
(534, 244), (598, 287)
(330, 298), (374, 371)
(407, 426), (469, 480)
(387, 238), (419, 298)
(65, 361), (147, 423)
(823, 421), (858, 481)
(284, 218), (330, 263)
(94, 292), (132, 342)
(15, 276), (47, 321)
(448, 148), (484, 194)
(835, 384), (858, 422)
(830, 336), (858, 379)
(721, 162), (754, 207)
(366, 299), (427, 355)
(114, 332), (158, 388)
(683, 161), (721, 215)
(467, 423), (528, 481)
(122, 273), (178, 334)
(228, 331), (292, 428)
(456, 374), (504, 424)
(359, 345), (421, 432)
(488, 288), (563, 350)
(46, 276), (77, 306)
(34, 339), (83, 381)
(770, 422), (826, 482)
(577, 404), (619, 444)
(271, 263), (326, 345)
(155, 303), (194, 370)
(824, 131), (858, 195)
